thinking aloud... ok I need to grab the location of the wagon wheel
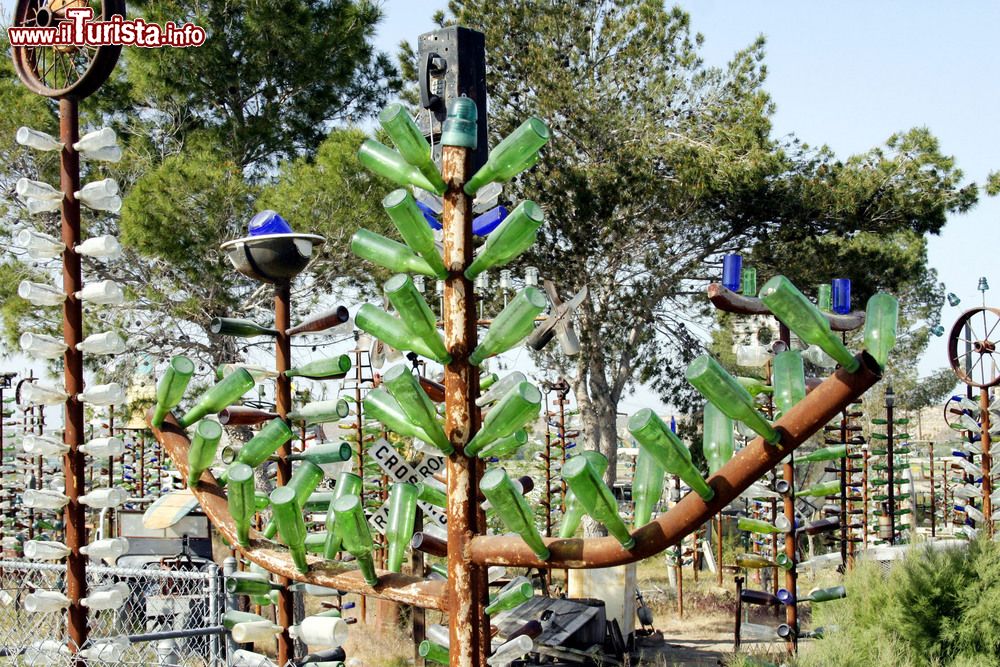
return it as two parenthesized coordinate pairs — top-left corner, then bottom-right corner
(948, 307), (1000, 388)
(11, 0), (125, 100)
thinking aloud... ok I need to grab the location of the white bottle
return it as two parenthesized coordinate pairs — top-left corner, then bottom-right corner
(79, 436), (125, 458)
(736, 344), (770, 368)
(22, 383), (69, 406)
(76, 636), (130, 662)
(75, 235), (121, 259)
(20, 332), (68, 360)
(476, 371), (527, 407)
(80, 536), (130, 561)
(79, 193), (123, 214)
(75, 178), (118, 200)
(487, 634), (533, 666)
(23, 489), (70, 511)
(73, 127), (117, 153)
(81, 582), (129, 610)
(76, 280), (125, 305)
(22, 434), (69, 457)
(231, 649), (279, 667)
(288, 616), (349, 647)
(16, 126), (62, 151)
(79, 487), (128, 509)
(231, 621), (283, 644)
(26, 640), (66, 666)
(17, 281), (64, 307)
(23, 540), (71, 561)
(24, 590), (71, 613)
(15, 229), (64, 259)
(76, 331), (126, 355)
(78, 382), (126, 406)
(81, 144), (122, 163)
(15, 177), (62, 201)
(26, 197), (62, 215)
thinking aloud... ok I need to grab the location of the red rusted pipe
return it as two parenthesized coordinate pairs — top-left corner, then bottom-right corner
(468, 352), (882, 567)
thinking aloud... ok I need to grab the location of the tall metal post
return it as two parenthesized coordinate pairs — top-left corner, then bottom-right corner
(274, 282), (294, 665)
(777, 324), (797, 653)
(885, 386), (895, 545)
(59, 96), (89, 656)
(980, 389), (993, 537)
(442, 140), (488, 667)
(929, 441), (936, 538)
(839, 409), (848, 566)
(862, 446), (869, 546)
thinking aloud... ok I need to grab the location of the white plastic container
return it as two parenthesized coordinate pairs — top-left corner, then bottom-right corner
(16, 126), (62, 151)
(20, 332), (68, 360)
(15, 229), (64, 259)
(18, 281), (64, 307)
(78, 382), (126, 406)
(76, 331), (126, 355)
(24, 590), (71, 613)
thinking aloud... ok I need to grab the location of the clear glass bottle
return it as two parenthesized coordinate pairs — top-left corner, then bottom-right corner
(18, 331), (66, 360)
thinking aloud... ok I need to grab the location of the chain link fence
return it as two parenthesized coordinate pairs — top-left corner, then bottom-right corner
(0, 560), (227, 666)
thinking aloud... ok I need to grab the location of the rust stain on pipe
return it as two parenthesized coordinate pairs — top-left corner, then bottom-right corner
(147, 410), (448, 611)
(469, 353), (882, 567)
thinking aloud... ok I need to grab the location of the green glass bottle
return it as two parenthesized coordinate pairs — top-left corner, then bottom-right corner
(323, 472), (363, 559)
(151, 356), (195, 427)
(187, 419), (223, 486)
(735, 376), (773, 396)
(863, 292), (898, 369)
(772, 350), (806, 417)
(382, 365), (451, 453)
(351, 229), (441, 278)
(797, 445), (848, 463)
(464, 117), (550, 195)
(178, 368), (255, 428)
(362, 388), (439, 449)
(818, 284), (832, 312)
(480, 467), (550, 560)
(758, 276), (859, 373)
(419, 641), (450, 665)
(222, 609), (271, 629)
(738, 516), (791, 535)
(386, 483), (418, 573)
(226, 572), (282, 596)
(484, 581), (534, 616)
(627, 409), (714, 501)
(480, 372), (500, 390)
(797, 480), (841, 497)
(415, 481), (447, 508)
(379, 103), (447, 193)
(285, 355), (352, 380)
(270, 486), (309, 573)
(209, 317), (278, 338)
(703, 402), (735, 475)
(464, 382), (542, 456)
(356, 304), (450, 364)
(803, 585), (846, 603)
(464, 201), (544, 280)
(287, 399), (351, 425)
(468, 288), (548, 366)
(562, 456), (635, 549)
(685, 355), (779, 444)
(385, 274), (450, 363)
(741, 267), (757, 297)
(262, 461), (324, 539)
(382, 189), (448, 276)
(476, 429), (529, 460)
(631, 449), (665, 528)
(227, 463), (256, 547)
(333, 495), (378, 585)
(559, 451), (609, 538)
(736, 553), (776, 569)
(219, 418), (294, 484)
(359, 139), (445, 195)
(287, 443), (353, 466)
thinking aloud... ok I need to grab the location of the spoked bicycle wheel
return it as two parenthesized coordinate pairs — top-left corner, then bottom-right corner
(948, 307), (1000, 388)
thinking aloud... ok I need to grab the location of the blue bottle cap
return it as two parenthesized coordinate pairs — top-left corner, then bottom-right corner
(248, 210), (293, 236)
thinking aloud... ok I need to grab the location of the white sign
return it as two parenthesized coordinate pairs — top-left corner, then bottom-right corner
(367, 438), (447, 533)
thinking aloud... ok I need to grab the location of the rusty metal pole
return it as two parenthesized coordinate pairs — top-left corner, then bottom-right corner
(353, 342), (367, 624)
(929, 441), (936, 538)
(981, 389), (993, 537)
(717, 513), (724, 586)
(886, 389), (895, 545)
(839, 410), (848, 567)
(862, 446), (869, 547)
(59, 96), (88, 657)
(139, 433), (146, 498)
(733, 576), (744, 650)
(777, 324), (797, 654)
(274, 281), (295, 665)
(442, 142), (488, 667)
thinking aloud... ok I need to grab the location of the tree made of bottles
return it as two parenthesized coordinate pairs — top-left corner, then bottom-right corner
(869, 407), (912, 544)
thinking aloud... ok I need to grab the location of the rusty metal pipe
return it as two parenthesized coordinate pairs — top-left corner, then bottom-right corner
(146, 411), (448, 611)
(468, 352), (882, 567)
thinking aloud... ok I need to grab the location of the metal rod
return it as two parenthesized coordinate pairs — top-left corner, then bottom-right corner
(839, 409), (848, 567)
(274, 281), (294, 665)
(59, 95), (88, 657)
(981, 388), (993, 537)
(441, 142), (488, 667)
(929, 441), (936, 538)
(121, 627), (226, 643)
(886, 392), (895, 545)
(354, 341), (367, 625)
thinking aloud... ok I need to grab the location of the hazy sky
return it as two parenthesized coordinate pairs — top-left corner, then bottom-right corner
(3, 2), (997, 414)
